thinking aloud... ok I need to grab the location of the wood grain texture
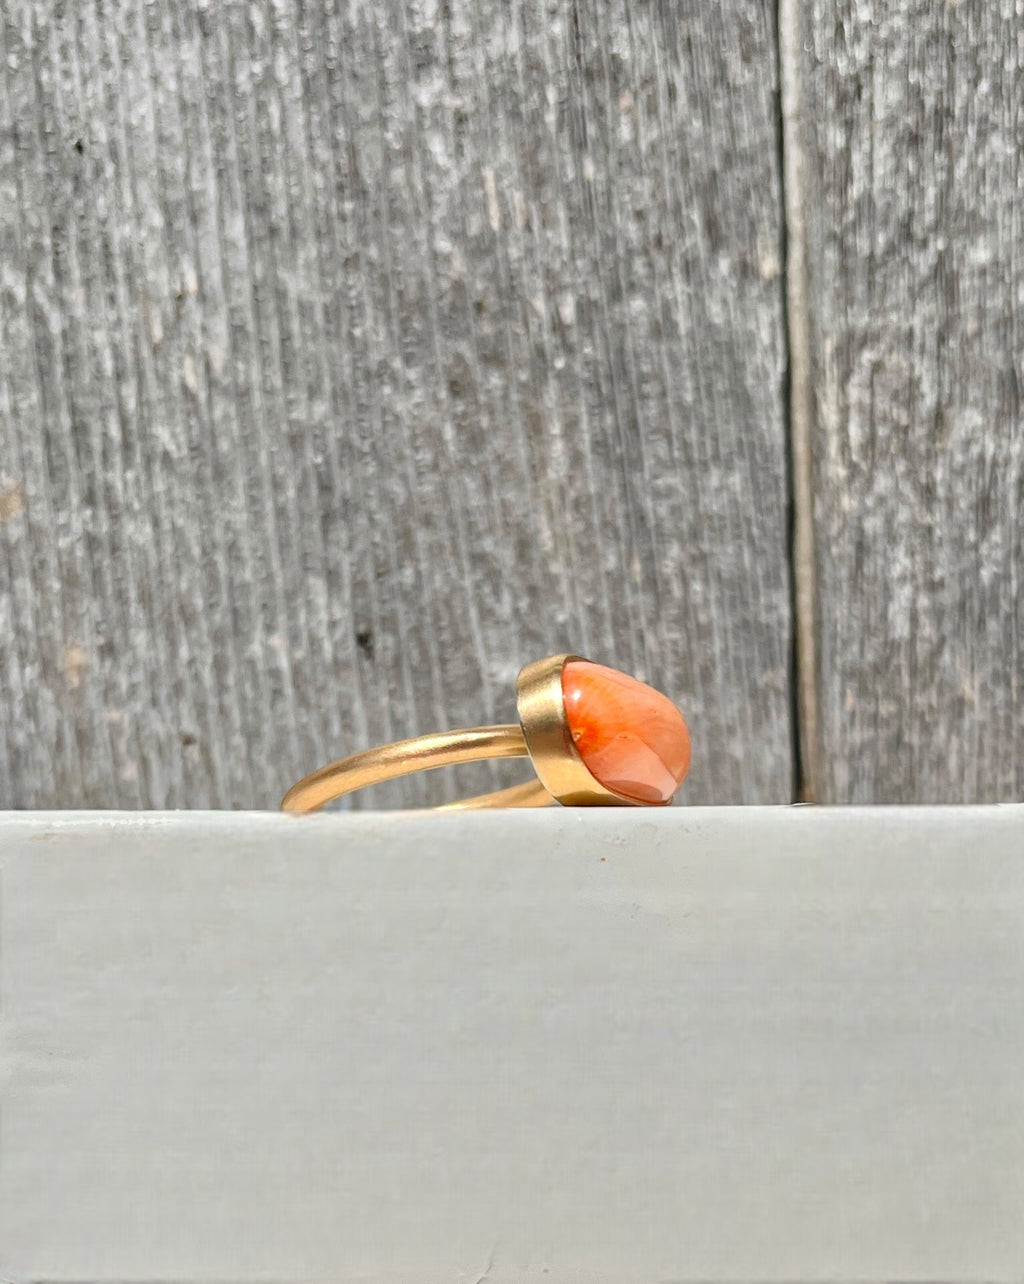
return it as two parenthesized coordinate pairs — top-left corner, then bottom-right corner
(795, 0), (1024, 801)
(0, 0), (791, 808)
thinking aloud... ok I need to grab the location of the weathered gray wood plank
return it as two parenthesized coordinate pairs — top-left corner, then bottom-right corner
(0, 0), (790, 808)
(794, 0), (1024, 801)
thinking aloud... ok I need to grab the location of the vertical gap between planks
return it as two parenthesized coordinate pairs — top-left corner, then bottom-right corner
(777, 0), (819, 802)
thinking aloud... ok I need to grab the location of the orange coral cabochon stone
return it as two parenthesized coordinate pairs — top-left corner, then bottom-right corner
(561, 660), (691, 804)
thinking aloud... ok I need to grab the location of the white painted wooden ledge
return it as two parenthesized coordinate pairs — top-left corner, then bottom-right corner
(2, 807), (1023, 1283)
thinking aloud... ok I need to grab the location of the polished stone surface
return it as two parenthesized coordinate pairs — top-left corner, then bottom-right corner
(561, 660), (691, 803)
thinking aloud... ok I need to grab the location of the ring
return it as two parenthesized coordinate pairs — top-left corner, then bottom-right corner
(281, 654), (691, 812)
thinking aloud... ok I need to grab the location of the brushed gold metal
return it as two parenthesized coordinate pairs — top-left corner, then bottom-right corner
(515, 654), (643, 806)
(281, 652), (656, 812)
(281, 725), (531, 812)
(437, 779), (553, 811)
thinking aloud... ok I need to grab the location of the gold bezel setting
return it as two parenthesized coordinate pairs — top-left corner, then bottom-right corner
(282, 651), (686, 811)
(515, 653), (644, 807)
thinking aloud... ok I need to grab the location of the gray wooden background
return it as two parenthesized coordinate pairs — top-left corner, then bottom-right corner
(0, 0), (1020, 809)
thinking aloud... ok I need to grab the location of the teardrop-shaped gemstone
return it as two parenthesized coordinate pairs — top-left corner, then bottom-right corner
(561, 660), (691, 803)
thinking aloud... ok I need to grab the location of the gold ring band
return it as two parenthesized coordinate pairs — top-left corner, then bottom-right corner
(280, 724), (545, 812)
(281, 653), (691, 812)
